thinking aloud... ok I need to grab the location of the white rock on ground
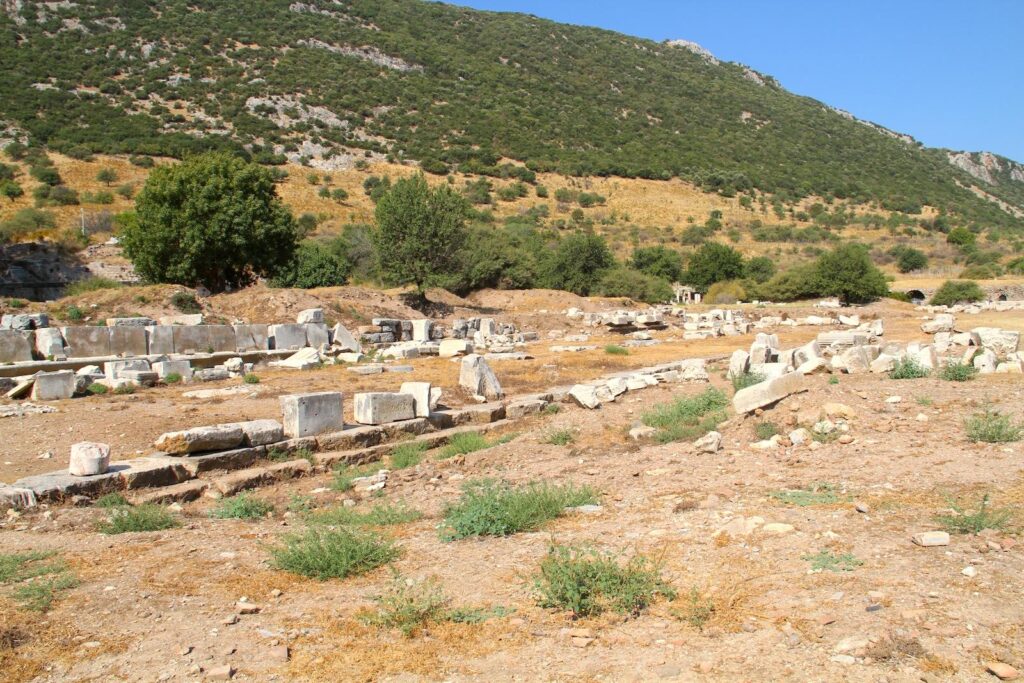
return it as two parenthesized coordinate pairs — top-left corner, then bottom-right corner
(354, 392), (416, 425)
(330, 323), (362, 353)
(69, 442), (110, 476)
(732, 371), (807, 414)
(155, 424), (246, 455)
(694, 431), (722, 453)
(459, 354), (503, 399)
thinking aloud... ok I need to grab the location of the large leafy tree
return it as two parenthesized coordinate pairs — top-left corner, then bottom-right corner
(631, 245), (685, 283)
(685, 242), (745, 292)
(373, 173), (468, 295)
(121, 153), (297, 291)
(540, 232), (614, 296)
(813, 243), (888, 305)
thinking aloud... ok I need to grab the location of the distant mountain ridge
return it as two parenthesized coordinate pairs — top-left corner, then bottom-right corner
(0, 0), (1021, 227)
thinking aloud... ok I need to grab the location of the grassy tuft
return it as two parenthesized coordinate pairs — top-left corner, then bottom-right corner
(310, 501), (421, 527)
(543, 403), (561, 415)
(0, 551), (78, 611)
(113, 383), (135, 395)
(94, 492), (129, 508)
(935, 494), (1014, 535)
(87, 382), (108, 395)
(769, 482), (844, 507)
(731, 372), (765, 391)
(674, 586), (716, 630)
(63, 277), (121, 297)
(361, 574), (450, 637)
(828, 376), (840, 385)
(210, 493), (275, 520)
(965, 409), (1022, 443)
(270, 527), (398, 580)
(940, 362), (977, 382)
(442, 479), (597, 540)
(163, 372), (182, 384)
(641, 387), (728, 444)
(243, 373), (260, 384)
(889, 358), (930, 380)
(534, 544), (675, 619)
(604, 344), (629, 356)
(97, 504), (179, 534)
(544, 428), (575, 446)
(437, 432), (489, 459)
(390, 442), (427, 470)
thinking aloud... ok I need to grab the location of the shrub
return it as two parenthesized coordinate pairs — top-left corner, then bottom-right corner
(641, 388), (729, 443)
(441, 479), (597, 540)
(754, 422), (779, 440)
(731, 371), (765, 391)
(595, 266), (672, 303)
(965, 410), (1022, 443)
(390, 442), (427, 469)
(269, 240), (349, 288)
(935, 494), (1014, 534)
(704, 279), (746, 304)
(803, 550), (862, 572)
(94, 492), (129, 508)
(940, 362), (977, 382)
(604, 344), (629, 355)
(896, 247), (928, 273)
(242, 373), (260, 384)
(362, 574), (450, 636)
(87, 382), (108, 395)
(169, 291), (201, 313)
(64, 304), (84, 321)
(113, 383), (135, 395)
(210, 493), (275, 520)
(946, 227), (976, 248)
(270, 527), (398, 580)
(63, 277), (122, 297)
(540, 232), (614, 296)
(310, 501), (421, 527)
(930, 280), (984, 306)
(744, 256), (776, 283)
(163, 372), (182, 384)
(98, 505), (179, 534)
(889, 358), (930, 380)
(121, 153), (298, 291)
(534, 544), (675, 618)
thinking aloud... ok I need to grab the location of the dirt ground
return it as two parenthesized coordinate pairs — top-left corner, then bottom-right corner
(2, 295), (1024, 682)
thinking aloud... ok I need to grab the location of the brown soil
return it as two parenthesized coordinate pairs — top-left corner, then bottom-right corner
(2, 297), (1024, 682)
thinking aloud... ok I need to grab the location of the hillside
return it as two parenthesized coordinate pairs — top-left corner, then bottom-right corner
(1, 0), (1023, 230)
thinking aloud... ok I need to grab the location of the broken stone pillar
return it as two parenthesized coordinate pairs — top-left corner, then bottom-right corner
(222, 419), (284, 446)
(972, 327), (1020, 355)
(733, 371), (807, 414)
(31, 370), (76, 401)
(921, 314), (955, 334)
(330, 323), (361, 353)
(305, 323), (330, 348)
(439, 339), (473, 358)
(69, 442), (110, 476)
(411, 319), (433, 342)
(154, 424), (245, 455)
(353, 392), (416, 425)
(459, 354), (503, 399)
(973, 348), (998, 374)
(399, 381), (432, 417)
(280, 392), (343, 438)
(727, 349), (750, 379)
(104, 359), (151, 381)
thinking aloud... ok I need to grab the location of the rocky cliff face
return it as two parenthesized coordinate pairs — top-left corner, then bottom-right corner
(948, 151), (1024, 186)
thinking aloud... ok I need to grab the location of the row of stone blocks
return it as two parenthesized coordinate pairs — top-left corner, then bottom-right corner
(0, 323), (333, 362)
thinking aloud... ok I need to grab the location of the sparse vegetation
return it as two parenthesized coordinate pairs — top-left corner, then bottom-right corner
(169, 291), (201, 314)
(242, 373), (260, 384)
(270, 527), (398, 580)
(390, 442), (427, 469)
(87, 382), (108, 395)
(310, 501), (421, 527)
(1, 551), (78, 611)
(754, 422), (779, 440)
(935, 494), (1014, 535)
(330, 462), (380, 491)
(210, 493), (275, 520)
(98, 504), (179, 534)
(965, 409), (1023, 443)
(94, 493), (129, 508)
(731, 371), (765, 391)
(436, 431), (516, 459)
(770, 483), (844, 507)
(673, 586), (715, 630)
(803, 549), (862, 572)
(534, 544), (675, 618)
(361, 573), (450, 637)
(441, 480), (597, 540)
(163, 372), (182, 384)
(604, 344), (629, 356)
(641, 387), (729, 444)
(544, 428), (575, 446)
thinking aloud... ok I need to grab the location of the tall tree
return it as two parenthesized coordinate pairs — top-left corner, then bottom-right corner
(373, 174), (468, 297)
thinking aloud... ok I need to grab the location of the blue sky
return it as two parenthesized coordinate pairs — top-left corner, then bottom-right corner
(454, 1), (1024, 161)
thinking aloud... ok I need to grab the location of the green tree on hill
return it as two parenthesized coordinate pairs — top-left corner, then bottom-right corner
(121, 153), (297, 291)
(373, 173), (468, 297)
(685, 242), (745, 292)
(813, 243), (888, 305)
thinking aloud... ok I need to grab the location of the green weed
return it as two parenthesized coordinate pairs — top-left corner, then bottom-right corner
(940, 362), (977, 382)
(210, 493), (275, 520)
(442, 479), (597, 540)
(641, 387), (728, 444)
(390, 442), (427, 470)
(769, 483), (844, 507)
(803, 550), (862, 572)
(965, 409), (1023, 443)
(270, 527), (398, 580)
(310, 501), (421, 527)
(544, 428), (575, 446)
(889, 358), (930, 380)
(97, 504), (179, 534)
(604, 344), (629, 356)
(935, 494), (1014, 534)
(732, 372), (765, 391)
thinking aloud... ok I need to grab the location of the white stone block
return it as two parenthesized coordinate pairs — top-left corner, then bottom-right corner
(297, 308), (324, 324)
(280, 392), (343, 438)
(31, 370), (75, 400)
(399, 381), (432, 417)
(353, 392), (416, 425)
(69, 442), (110, 476)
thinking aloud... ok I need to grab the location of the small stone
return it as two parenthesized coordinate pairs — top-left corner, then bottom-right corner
(571, 636), (594, 648)
(207, 665), (235, 681)
(267, 645), (290, 663)
(912, 531), (950, 547)
(762, 522), (794, 535)
(837, 434), (854, 444)
(962, 566), (978, 578)
(830, 655), (856, 665)
(222, 614), (238, 625)
(885, 396), (902, 404)
(987, 662), (1021, 680)
(854, 502), (869, 513)
(179, 646), (193, 656)
(865, 604), (882, 612)
(270, 589), (283, 598)
(235, 601), (261, 614)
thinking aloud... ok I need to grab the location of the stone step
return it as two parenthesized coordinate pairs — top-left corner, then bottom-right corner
(211, 458), (312, 496)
